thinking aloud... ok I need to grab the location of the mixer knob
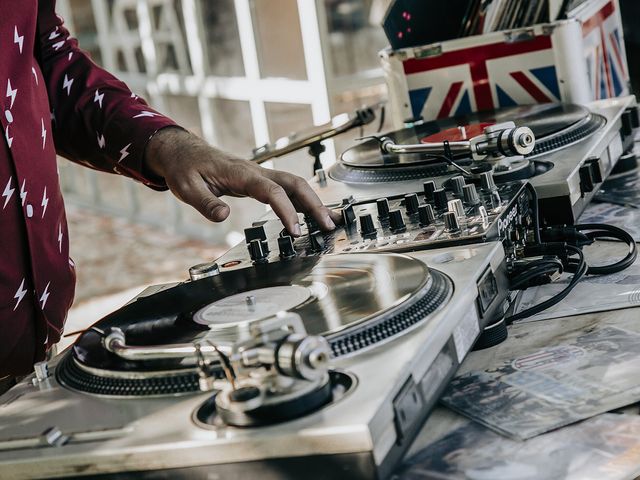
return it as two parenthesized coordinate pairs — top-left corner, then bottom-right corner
(278, 236), (296, 259)
(389, 210), (406, 232)
(443, 212), (461, 233)
(433, 188), (448, 212)
(418, 204), (435, 226)
(449, 176), (466, 197)
(244, 225), (267, 244)
(248, 239), (269, 263)
(359, 214), (377, 238)
(448, 199), (466, 221)
(480, 171), (497, 192)
(309, 231), (325, 252)
(463, 184), (481, 206)
(341, 204), (356, 226)
(376, 198), (390, 218)
(423, 181), (436, 201)
(404, 193), (419, 215)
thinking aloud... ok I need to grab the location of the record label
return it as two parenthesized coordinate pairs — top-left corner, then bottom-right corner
(421, 123), (493, 143)
(193, 285), (312, 326)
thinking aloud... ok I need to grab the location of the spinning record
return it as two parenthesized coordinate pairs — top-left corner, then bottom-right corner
(332, 103), (605, 183)
(58, 253), (452, 396)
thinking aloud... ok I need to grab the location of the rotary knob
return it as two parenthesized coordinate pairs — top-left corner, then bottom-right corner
(404, 193), (419, 215)
(480, 171), (497, 192)
(433, 188), (448, 212)
(248, 239), (269, 263)
(448, 199), (466, 221)
(278, 236), (296, 259)
(418, 204), (435, 226)
(389, 210), (406, 232)
(443, 212), (461, 233)
(309, 231), (325, 252)
(449, 176), (466, 197)
(359, 214), (377, 238)
(423, 181), (436, 201)
(376, 198), (390, 218)
(244, 225), (269, 254)
(463, 184), (480, 206)
(342, 204), (356, 226)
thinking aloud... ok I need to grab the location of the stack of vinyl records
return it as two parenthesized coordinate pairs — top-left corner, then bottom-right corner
(383, 0), (591, 50)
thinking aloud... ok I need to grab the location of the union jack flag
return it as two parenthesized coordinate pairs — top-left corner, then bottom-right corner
(400, 0), (628, 121)
(582, 1), (628, 99)
(403, 36), (561, 120)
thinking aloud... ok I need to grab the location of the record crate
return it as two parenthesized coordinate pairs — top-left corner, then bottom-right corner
(381, 0), (630, 127)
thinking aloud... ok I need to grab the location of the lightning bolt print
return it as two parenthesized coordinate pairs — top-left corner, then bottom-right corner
(2, 176), (14, 209)
(4, 125), (12, 149)
(6, 79), (17, 109)
(13, 278), (27, 311)
(39, 282), (51, 309)
(62, 74), (74, 95)
(14, 26), (23, 54)
(52, 39), (65, 51)
(41, 187), (49, 218)
(97, 132), (106, 149)
(119, 143), (131, 163)
(48, 27), (60, 40)
(32, 67), (39, 85)
(41, 118), (47, 149)
(94, 89), (104, 108)
(133, 111), (158, 119)
(58, 224), (63, 253)
(20, 179), (27, 206)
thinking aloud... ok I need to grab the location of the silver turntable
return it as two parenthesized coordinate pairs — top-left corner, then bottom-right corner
(0, 242), (508, 479)
(314, 96), (639, 225)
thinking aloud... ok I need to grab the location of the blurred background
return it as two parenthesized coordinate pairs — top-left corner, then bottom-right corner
(56, 0), (392, 338)
(56, 0), (640, 344)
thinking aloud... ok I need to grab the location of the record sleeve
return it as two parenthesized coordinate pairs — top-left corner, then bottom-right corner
(440, 327), (640, 440)
(395, 414), (640, 480)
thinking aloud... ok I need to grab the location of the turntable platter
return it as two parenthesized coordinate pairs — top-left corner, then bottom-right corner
(340, 104), (597, 169)
(58, 254), (452, 396)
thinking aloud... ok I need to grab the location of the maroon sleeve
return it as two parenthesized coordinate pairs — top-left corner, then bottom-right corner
(36, 0), (177, 188)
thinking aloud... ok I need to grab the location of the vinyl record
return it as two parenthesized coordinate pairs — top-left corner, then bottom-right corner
(339, 103), (599, 169)
(59, 253), (452, 396)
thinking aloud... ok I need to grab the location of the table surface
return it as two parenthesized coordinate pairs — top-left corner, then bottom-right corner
(406, 238), (640, 458)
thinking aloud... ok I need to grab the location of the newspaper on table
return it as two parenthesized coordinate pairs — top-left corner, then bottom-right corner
(395, 414), (640, 480)
(512, 251), (640, 322)
(440, 327), (640, 440)
(579, 202), (640, 242)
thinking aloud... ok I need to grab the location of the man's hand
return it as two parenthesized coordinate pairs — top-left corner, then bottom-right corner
(144, 128), (339, 236)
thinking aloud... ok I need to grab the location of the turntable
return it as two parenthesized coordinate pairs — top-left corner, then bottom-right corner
(0, 242), (508, 479)
(314, 96), (639, 225)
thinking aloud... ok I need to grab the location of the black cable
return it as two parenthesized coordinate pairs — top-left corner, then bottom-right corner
(524, 182), (542, 244)
(510, 261), (563, 290)
(551, 223), (638, 275)
(505, 244), (587, 324)
(510, 265), (560, 290)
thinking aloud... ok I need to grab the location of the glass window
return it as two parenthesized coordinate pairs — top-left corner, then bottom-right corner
(265, 102), (316, 178)
(68, 0), (103, 64)
(252, 0), (307, 80)
(323, 0), (389, 77)
(209, 99), (255, 158)
(200, 0), (246, 76)
(162, 95), (204, 138)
